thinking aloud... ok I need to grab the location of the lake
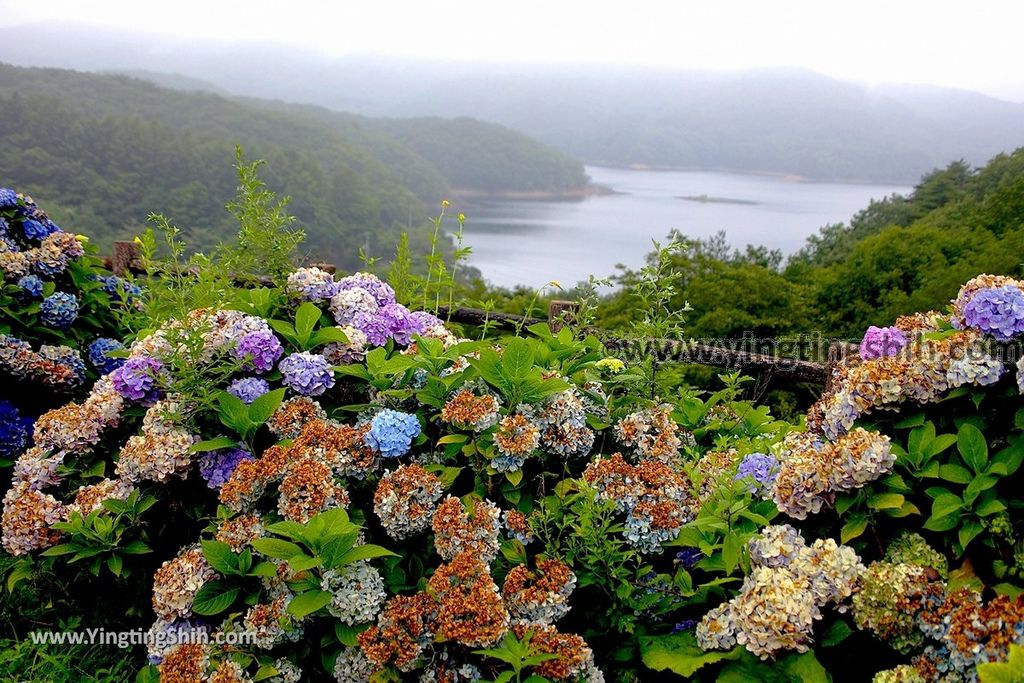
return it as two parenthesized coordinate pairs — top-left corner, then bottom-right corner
(457, 166), (912, 289)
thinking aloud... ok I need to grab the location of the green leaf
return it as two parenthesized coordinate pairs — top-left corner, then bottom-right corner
(338, 544), (398, 566)
(189, 436), (240, 453)
(335, 622), (369, 647)
(931, 493), (964, 519)
(191, 582), (240, 615)
(201, 540), (238, 575)
(867, 493), (904, 511)
(938, 464), (973, 485)
(840, 515), (868, 543)
(638, 631), (742, 677)
(288, 554), (323, 572)
(958, 423), (989, 473)
(780, 651), (830, 683)
(975, 496), (1007, 517)
(39, 543), (78, 557)
(294, 302), (322, 344)
(820, 620), (853, 647)
(286, 589), (333, 618)
(6, 561), (33, 592)
(135, 665), (160, 683)
(959, 520), (985, 550)
(923, 513), (961, 532)
(252, 538), (303, 560)
(965, 475), (998, 505)
(311, 326), (350, 347)
(218, 392), (252, 432)
(721, 533), (741, 573)
(501, 338), (536, 381)
(248, 388), (287, 425)
(264, 520), (309, 543)
(107, 554), (123, 577)
(925, 434), (958, 459)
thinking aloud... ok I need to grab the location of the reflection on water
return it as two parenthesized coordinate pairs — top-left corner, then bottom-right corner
(459, 166), (911, 288)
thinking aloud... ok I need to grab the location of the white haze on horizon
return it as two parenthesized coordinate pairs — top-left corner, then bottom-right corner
(0, 0), (1023, 100)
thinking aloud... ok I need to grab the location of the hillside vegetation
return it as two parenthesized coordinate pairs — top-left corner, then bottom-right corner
(0, 62), (587, 266)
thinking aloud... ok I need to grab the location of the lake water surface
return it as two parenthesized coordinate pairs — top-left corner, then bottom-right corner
(459, 166), (911, 288)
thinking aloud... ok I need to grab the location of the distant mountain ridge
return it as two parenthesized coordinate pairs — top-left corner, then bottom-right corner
(0, 62), (587, 267)
(1, 23), (1022, 183)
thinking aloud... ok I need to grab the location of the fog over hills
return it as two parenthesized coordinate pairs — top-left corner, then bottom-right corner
(2, 22), (1024, 183)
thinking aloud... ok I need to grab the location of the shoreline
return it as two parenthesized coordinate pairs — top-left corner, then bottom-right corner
(587, 162), (910, 187)
(450, 183), (617, 202)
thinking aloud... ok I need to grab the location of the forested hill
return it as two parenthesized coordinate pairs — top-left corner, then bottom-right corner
(0, 63), (588, 266)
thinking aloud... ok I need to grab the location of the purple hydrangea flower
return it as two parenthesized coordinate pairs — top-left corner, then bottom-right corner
(329, 287), (378, 328)
(87, 337), (126, 375)
(198, 446), (254, 489)
(111, 356), (164, 402)
(279, 352), (335, 396)
(40, 292), (79, 330)
(359, 302), (419, 347)
(227, 377), (271, 404)
(285, 267), (340, 301)
(16, 274), (44, 298)
(0, 400), (33, 458)
(365, 409), (421, 458)
(336, 272), (396, 307)
(733, 452), (780, 495)
(0, 188), (17, 208)
(408, 310), (443, 336)
(859, 325), (908, 359)
(233, 329), (284, 373)
(963, 285), (1024, 341)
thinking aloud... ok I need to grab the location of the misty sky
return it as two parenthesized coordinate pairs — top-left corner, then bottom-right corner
(1, 0), (1022, 94)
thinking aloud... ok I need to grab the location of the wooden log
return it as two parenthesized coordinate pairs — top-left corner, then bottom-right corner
(112, 240), (142, 277)
(441, 305), (828, 383)
(548, 300), (580, 332)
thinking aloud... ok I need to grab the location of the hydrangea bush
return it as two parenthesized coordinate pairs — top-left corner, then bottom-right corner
(5, 190), (1024, 683)
(0, 188), (137, 472)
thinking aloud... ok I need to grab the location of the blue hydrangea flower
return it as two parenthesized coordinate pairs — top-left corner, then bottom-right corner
(964, 285), (1024, 340)
(38, 345), (86, 388)
(671, 620), (697, 633)
(16, 274), (44, 298)
(227, 377), (271, 404)
(40, 292), (79, 330)
(111, 356), (164, 402)
(366, 409), (421, 458)
(278, 351), (335, 396)
(198, 446), (253, 489)
(234, 329), (284, 373)
(87, 337), (126, 375)
(675, 548), (704, 569)
(0, 400), (33, 457)
(0, 188), (16, 208)
(733, 452), (779, 496)
(93, 275), (144, 303)
(21, 218), (58, 241)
